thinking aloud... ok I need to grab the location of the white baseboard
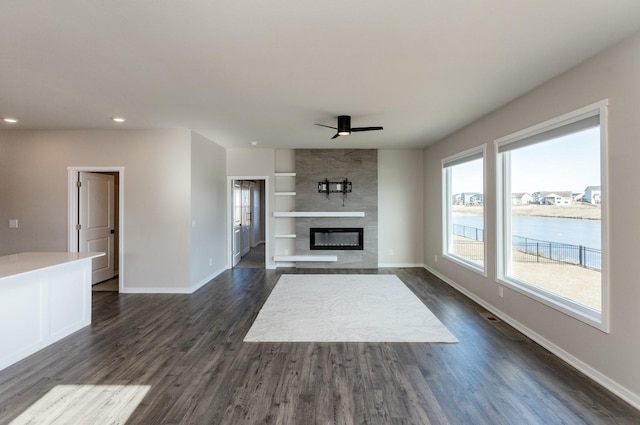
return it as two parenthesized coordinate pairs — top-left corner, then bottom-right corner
(191, 266), (227, 293)
(378, 262), (425, 268)
(423, 265), (640, 411)
(120, 266), (227, 294)
(121, 287), (192, 294)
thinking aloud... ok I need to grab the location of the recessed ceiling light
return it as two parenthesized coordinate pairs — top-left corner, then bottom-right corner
(112, 117), (126, 123)
(3, 117), (18, 123)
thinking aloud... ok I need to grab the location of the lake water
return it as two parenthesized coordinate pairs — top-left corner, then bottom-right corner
(453, 214), (601, 249)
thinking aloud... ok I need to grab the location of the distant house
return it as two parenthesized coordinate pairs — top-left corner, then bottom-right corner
(583, 186), (601, 204)
(534, 191), (573, 205)
(468, 193), (483, 206)
(542, 192), (573, 205)
(512, 192), (533, 205)
(452, 192), (483, 206)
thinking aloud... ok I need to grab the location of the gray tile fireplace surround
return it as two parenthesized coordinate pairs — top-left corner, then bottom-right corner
(295, 149), (378, 268)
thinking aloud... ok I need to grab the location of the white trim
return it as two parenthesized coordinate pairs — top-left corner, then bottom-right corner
(441, 144), (487, 275)
(597, 102), (610, 332)
(67, 166), (125, 291)
(442, 144), (485, 167)
(378, 263), (425, 268)
(442, 253), (487, 277)
(494, 100), (609, 332)
(227, 176), (271, 269)
(120, 287), (192, 294)
(274, 172), (296, 177)
(273, 211), (365, 217)
(275, 192), (296, 196)
(190, 266), (227, 293)
(275, 234), (296, 238)
(424, 264), (640, 411)
(495, 100), (606, 148)
(273, 255), (337, 262)
(497, 275), (603, 328)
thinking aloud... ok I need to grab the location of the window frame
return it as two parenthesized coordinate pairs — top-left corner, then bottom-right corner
(442, 145), (487, 276)
(495, 100), (610, 332)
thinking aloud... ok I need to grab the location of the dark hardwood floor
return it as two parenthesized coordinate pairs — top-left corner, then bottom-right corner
(1, 268), (638, 424)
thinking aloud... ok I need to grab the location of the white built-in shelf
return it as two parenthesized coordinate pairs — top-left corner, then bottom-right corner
(274, 255), (337, 262)
(275, 234), (296, 239)
(275, 192), (296, 196)
(273, 211), (365, 218)
(275, 172), (296, 177)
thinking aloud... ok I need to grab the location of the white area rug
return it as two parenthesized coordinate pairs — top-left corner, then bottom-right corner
(244, 274), (458, 343)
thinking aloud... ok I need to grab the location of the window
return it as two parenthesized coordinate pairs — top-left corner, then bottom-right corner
(496, 101), (608, 331)
(442, 146), (486, 274)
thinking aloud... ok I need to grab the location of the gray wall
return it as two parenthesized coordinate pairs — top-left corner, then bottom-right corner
(295, 149), (378, 268)
(0, 129), (228, 293)
(378, 149), (424, 266)
(423, 31), (640, 405)
(190, 131), (228, 290)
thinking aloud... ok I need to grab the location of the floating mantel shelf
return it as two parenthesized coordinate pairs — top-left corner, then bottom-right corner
(275, 192), (296, 196)
(274, 255), (337, 262)
(273, 211), (365, 218)
(274, 172), (296, 177)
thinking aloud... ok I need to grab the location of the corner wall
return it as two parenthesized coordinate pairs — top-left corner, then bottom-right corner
(423, 31), (640, 406)
(190, 131), (228, 291)
(378, 149), (424, 267)
(0, 129), (193, 292)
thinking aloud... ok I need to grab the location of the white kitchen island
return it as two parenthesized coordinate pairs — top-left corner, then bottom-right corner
(0, 252), (104, 372)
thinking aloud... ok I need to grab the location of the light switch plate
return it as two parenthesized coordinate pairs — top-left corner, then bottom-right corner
(9, 219), (18, 228)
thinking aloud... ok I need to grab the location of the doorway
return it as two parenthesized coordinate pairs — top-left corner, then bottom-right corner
(229, 178), (267, 269)
(68, 167), (124, 292)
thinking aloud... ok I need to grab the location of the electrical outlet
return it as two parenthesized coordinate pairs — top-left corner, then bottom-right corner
(209, 258), (213, 266)
(498, 286), (504, 298)
(389, 249), (394, 256)
(434, 255), (438, 263)
(9, 219), (18, 228)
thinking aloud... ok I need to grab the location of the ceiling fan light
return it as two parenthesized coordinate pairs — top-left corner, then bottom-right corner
(337, 115), (351, 135)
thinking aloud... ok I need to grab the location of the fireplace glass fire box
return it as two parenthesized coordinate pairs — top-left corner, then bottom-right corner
(310, 228), (364, 250)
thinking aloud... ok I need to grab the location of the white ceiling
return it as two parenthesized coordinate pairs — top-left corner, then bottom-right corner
(2, 1), (640, 149)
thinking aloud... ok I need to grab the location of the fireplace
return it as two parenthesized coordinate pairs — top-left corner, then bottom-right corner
(310, 228), (364, 250)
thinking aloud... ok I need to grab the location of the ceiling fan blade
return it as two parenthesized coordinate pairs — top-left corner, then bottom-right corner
(331, 133), (340, 139)
(350, 126), (383, 132)
(315, 124), (338, 130)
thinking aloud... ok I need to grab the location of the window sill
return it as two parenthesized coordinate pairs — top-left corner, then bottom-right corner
(496, 275), (608, 333)
(443, 253), (487, 277)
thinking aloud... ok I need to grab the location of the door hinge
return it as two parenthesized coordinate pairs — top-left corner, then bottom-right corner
(76, 224), (81, 230)
(76, 181), (82, 188)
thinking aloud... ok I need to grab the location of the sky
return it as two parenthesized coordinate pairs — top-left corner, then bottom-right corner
(451, 127), (601, 194)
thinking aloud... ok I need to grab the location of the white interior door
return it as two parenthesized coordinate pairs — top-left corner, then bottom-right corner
(251, 183), (260, 247)
(241, 182), (251, 256)
(232, 181), (242, 266)
(79, 172), (115, 284)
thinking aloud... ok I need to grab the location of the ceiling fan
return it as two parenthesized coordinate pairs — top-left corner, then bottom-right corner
(315, 115), (383, 139)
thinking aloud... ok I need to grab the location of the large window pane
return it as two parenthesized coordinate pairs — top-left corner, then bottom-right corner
(497, 103), (606, 329)
(443, 150), (484, 272)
